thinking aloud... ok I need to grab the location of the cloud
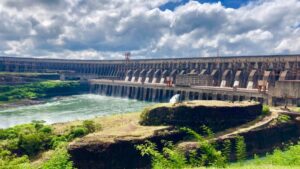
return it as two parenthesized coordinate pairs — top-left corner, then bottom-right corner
(0, 0), (299, 59)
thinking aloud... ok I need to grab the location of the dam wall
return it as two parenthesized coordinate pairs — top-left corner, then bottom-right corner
(89, 79), (266, 104)
(1, 55), (300, 105)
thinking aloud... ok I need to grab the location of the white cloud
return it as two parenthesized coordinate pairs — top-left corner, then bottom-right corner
(0, 0), (299, 59)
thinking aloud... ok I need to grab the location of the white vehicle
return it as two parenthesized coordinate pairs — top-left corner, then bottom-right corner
(169, 94), (180, 104)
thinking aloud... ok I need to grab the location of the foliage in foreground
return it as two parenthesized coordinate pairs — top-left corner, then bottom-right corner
(246, 141), (300, 166)
(136, 125), (300, 169)
(0, 151), (31, 169)
(137, 141), (187, 169)
(0, 120), (100, 169)
(41, 143), (74, 169)
(136, 127), (243, 169)
(200, 141), (300, 169)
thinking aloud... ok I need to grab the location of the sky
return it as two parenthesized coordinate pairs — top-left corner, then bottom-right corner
(0, 0), (299, 60)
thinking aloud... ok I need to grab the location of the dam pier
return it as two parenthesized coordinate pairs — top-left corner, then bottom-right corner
(1, 55), (300, 106)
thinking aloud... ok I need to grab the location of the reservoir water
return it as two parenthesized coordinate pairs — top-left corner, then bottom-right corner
(0, 94), (153, 128)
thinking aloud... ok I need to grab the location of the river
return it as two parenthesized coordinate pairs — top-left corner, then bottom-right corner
(0, 94), (154, 128)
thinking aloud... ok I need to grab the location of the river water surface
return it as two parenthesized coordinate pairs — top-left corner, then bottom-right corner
(0, 94), (153, 128)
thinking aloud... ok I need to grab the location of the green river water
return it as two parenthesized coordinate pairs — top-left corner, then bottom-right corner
(0, 94), (153, 128)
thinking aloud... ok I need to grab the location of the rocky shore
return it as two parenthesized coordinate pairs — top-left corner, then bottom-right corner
(0, 99), (46, 109)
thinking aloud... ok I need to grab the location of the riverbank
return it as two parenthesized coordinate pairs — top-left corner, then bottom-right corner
(0, 80), (88, 106)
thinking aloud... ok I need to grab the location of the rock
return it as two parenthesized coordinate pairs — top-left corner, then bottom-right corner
(68, 120), (185, 169)
(140, 100), (262, 131)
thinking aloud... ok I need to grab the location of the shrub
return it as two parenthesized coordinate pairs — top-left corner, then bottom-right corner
(262, 105), (271, 115)
(68, 127), (87, 139)
(136, 141), (187, 169)
(235, 136), (246, 161)
(51, 136), (68, 149)
(181, 127), (226, 167)
(39, 126), (53, 133)
(188, 150), (201, 167)
(32, 120), (46, 130)
(277, 114), (291, 123)
(136, 127), (227, 169)
(66, 120), (101, 141)
(18, 133), (43, 156)
(222, 139), (232, 162)
(41, 143), (74, 169)
(3, 138), (19, 152)
(82, 120), (96, 133)
(0, 154), (31, 169)
(0, 123), (54, 157)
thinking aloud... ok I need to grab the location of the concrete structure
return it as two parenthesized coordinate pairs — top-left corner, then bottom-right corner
(1, 55), (300, 105)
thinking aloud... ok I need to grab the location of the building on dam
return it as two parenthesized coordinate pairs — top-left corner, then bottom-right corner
(0, 54), (300, 106)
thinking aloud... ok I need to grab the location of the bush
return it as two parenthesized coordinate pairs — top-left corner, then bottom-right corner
(277, 114), (291, 123)
(0, 123), (55, 157)
(0, 154), (31, 169)
(66, 120), (102, 140)
(262, 105), (271, 115)
(235, 136), (246, 162)
(41, 143), (74, 169)
(181, 127), (226, 167)
(51, 136), (68, 149)
(82, 120), (96, 133)
(136, 127), (227, 169)
(222, 139), (232, 162)
(68, 127), (88, 139)
(136, 141), (187, 169)
(18, 133), (43, 156)
(39, 126), (53, 133)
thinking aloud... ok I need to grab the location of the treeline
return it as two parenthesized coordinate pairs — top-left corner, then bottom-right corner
(0, 80), (88, 102)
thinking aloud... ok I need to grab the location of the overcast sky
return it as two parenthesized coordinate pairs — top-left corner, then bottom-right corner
(0, 0), (299, 59)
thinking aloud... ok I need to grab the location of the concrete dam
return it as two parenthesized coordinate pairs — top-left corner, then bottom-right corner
(1, 55), (300, 106)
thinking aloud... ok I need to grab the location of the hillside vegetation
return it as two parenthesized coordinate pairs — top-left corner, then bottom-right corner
(0, 80), (87, 103)
(0, 119), (101, 169)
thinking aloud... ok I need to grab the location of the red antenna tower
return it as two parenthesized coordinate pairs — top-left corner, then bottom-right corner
(125, 52), (131, 62)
